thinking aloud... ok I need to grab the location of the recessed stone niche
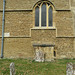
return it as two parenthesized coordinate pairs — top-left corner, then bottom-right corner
(33, 44), (55, 62)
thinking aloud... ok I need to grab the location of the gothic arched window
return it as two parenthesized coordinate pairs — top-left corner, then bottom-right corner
(35, 2), (54, 28)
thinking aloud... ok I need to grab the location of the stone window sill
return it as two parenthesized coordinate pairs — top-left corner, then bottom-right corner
(31, 27), (56, 30)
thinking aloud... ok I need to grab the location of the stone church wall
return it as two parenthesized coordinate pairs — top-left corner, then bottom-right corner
(0, 0), (75, 59)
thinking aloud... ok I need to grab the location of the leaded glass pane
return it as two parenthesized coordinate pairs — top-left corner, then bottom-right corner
(35, 7), (39, 27)
(48, 7), (53, 26)
(41, 3), (46, 27)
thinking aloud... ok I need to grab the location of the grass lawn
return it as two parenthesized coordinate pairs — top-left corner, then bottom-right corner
(0, 58), (75, 75)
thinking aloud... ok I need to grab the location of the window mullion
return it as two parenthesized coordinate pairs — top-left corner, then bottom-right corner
(46, 4), (48, 28)
(39, 5), (41, 28)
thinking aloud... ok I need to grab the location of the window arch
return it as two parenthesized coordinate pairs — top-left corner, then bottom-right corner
(35, 1), (54, 28)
